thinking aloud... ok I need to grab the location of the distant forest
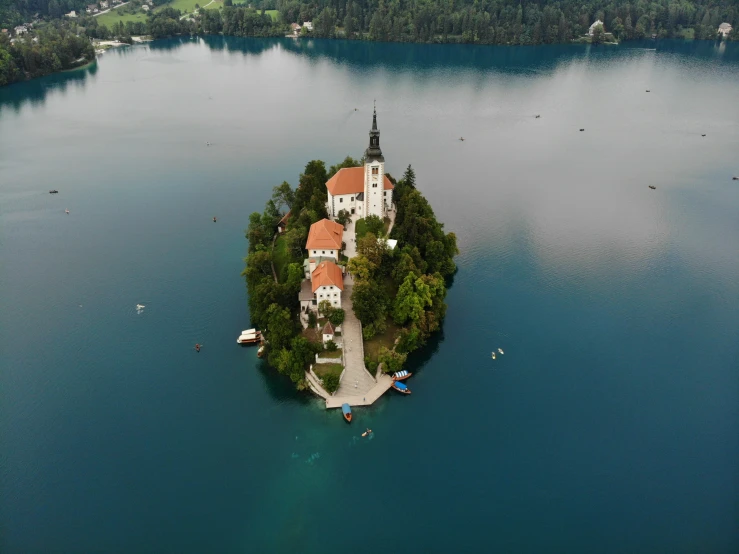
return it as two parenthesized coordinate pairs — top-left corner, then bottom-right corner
(2, 0), (738, 86)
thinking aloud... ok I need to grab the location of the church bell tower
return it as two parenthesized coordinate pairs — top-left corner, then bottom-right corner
(364, 103), (385, 218)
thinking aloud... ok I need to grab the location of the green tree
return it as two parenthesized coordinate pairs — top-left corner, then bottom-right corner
(378, 346), (407, 372)
(591, 23), (605, 43)
(265, 303), (295, 354)
(362, 214), (384, 237)
(271, 181), (295, 213)
(327, 307), (345, 328)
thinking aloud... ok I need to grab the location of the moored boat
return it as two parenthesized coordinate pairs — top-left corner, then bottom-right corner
(392, 381), (411, 394)
(257, 345), (265, 358)
(342, 403), (352, 423)
(392, 370), (412, 381)
(237, 330), (262, 345)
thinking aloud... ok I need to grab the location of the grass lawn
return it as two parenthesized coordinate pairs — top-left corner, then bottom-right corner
(262, 9), (279, 21)
(312, 363), (343, 379)
(363, 317), (401, 363)
(320, 349), (342, 359)
(272, 235), (290, 283)
(96, 9), (147, 27)
(157, 0), (203, 13)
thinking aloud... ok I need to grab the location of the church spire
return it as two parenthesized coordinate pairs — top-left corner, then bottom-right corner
(365, 101), (384, 162)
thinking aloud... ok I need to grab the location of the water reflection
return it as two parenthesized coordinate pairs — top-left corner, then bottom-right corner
(0, 61), (98, 112)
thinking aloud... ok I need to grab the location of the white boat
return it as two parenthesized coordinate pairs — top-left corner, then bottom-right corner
(498, 348), (504, 354)
(237, 331), (262, 345)
(491, 352), (496, 359)
(242, 328), (257, 335)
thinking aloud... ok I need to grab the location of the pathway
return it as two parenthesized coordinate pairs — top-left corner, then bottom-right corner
(343, 218), (357, 258)
(93, 2), (130, 16)
(333, 283), (377, 398)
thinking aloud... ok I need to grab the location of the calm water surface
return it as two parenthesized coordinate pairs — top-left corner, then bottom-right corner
(1, 38), (738, 553)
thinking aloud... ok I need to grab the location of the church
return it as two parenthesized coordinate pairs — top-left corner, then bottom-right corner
(325, 107), (394, 220)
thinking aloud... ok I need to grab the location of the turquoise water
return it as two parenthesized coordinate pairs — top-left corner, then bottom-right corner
(2, 38), (738, 553)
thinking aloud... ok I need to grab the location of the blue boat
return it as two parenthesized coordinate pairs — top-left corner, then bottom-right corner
(341, 403), (352, 423)
(392, 381), (411, 395)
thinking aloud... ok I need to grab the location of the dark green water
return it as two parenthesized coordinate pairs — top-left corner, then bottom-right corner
(1, 37), (738, 553)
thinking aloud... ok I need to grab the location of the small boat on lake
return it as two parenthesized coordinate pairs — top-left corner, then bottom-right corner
(649, 185), (656, 190)
(362, 428), (372, 437)
(257, 345), (265, 358)
(392, 370), (412, 381)
(342, 403), (352, 423)
(237, 329), (262, 345)
(498, 348), (504, 354)
(579, 128), (585, 132)
(49, 190), (58, 194)
(733, 176), (738, 181)
(392, 381), (411, 395)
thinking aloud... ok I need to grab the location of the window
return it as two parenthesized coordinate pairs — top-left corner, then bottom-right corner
(322, 250), (325, 254)
(350, 197), (354, 202)
(372, 167), (378, 175)
(339, 198), (343, 203)
(372, 183), (377, 188)
(351, 209), (355, 214)
(334, 294), (337, 297)
(384, 191), (387, 196)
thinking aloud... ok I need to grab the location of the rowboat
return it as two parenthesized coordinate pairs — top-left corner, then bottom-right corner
(392, 370), (412, 381)
(342, 403), (352, 423)
(257, 345), (265, 358)
(392, 381), (411, 395)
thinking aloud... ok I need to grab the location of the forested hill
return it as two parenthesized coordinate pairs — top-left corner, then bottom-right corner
(277, 0), (738, 43)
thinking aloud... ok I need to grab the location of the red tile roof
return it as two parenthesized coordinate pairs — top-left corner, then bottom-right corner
(325, 167), (394, 196)
(311, 261), (344, 292)
(306, 218), (343, 251)
(322, 321), (335, 335)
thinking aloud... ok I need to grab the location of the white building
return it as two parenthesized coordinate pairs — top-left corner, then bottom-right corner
(322, 321), (335, 345)
(100, 1), (109, 9)
(305, 218), (343, 260)
(142, 4), (150, 11)
(326, 108), (394, 220)
(311, 261), (343, 309)
(14, 25), (28, 35)
(588, 19), (604, 36)
(718, 23), (733, 37)
(303, 21), (313, 31)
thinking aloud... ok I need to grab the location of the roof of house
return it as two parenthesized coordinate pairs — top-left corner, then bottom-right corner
(306, 218), (343, 251)
(719, 22), (732, 30)
(277, 211), (291, 228)
(325, 167), (394, 196)
(311, 261), (344, 292)
(322, 321), (334, 335)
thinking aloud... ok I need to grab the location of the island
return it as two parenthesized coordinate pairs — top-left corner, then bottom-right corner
(243, 106), (458, 407)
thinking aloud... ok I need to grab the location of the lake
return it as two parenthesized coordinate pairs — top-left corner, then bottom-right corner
(1, 37), (738, 553)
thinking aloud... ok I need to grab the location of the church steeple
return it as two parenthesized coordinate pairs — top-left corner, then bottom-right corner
(365, 102), (384, 162)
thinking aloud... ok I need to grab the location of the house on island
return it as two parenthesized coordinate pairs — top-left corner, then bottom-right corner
(322, 321), (335, 345)
(588, 20), (604, 36)
(277, 211), (290, 234)
(290, 23), (301, 34)
(306, 218), (343, 260)
(299, 219), (345, 315)
(718, 23), (732, 37)
(326, 107), (394, 220)
(303, 21), (313, 31)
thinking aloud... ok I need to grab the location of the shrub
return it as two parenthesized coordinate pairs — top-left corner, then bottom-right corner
(307, 311), (317, 328)
(378, 346), (407, 372)
(323, 373), (340, 393)
(325, 340), (338, 352)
